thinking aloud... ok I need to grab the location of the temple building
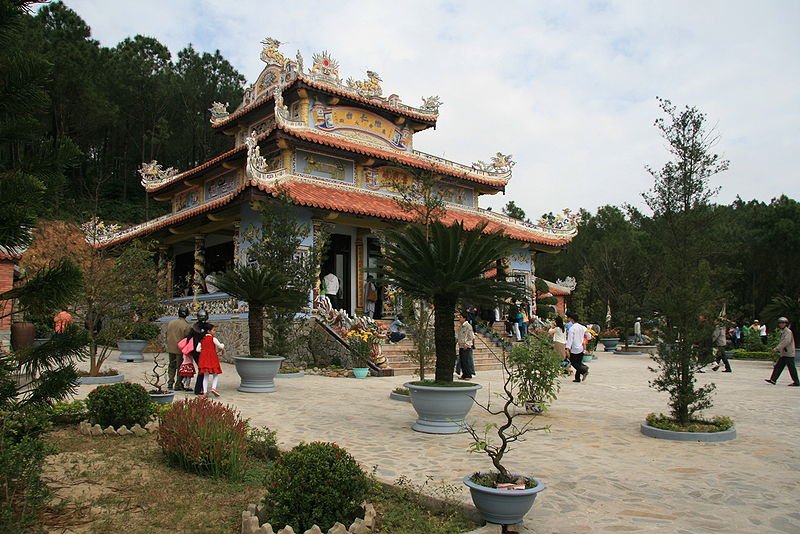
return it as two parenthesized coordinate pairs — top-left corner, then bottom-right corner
(93, 38), (578, 352)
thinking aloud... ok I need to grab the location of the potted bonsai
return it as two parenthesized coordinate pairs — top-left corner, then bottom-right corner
(381, 221), (521, 434)
(117, 321), (160, 363)
(144, 354), (175, 404)
(214, 192), (325, 393)
(463, 335), (560, 525)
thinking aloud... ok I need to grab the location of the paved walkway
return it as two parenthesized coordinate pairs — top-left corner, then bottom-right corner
(74, 351), (800, 533)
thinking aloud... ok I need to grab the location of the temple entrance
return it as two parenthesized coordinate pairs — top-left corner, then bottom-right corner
(321, 234), (352, 313)
(366, 237), (384, 318)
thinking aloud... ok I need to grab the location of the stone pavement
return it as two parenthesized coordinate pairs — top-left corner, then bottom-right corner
(74, 351), (800, 533)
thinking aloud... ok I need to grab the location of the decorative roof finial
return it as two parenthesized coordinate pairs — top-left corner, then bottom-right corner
(346, 70), (383, 98)
(208, 101), (229, 125)
(421, 96), (443, 113)
(139, 160), (179, 188)
(260, 37), (286, 67)
(472, 152), (515, 174)
(537, 208), (582, 232)
(311, 51), (340, 82)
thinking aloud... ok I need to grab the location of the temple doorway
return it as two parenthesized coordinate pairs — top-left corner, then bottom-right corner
(321, 234), (352, 313)
(366, 237), (384, 318)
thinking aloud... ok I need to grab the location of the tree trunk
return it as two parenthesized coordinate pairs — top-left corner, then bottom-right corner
(433, 296), (457, 383)
(248, 303), (265, 357)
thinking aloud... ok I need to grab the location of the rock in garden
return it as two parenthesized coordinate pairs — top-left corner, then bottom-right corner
(90, 424), (103, 436)
(79, 421), (90, 435)
(117, 425), (133, 436)
(131, 424), (148, 436)
(303, 526), (323, 534)
(348, 518), (370, 534)
(326, 523), (348, 534)
(145, 421), (158, 433)
(276, 527), (295, 534)
(103, 425), (118, 435)
(362, 504), (376, 529)
(241, 512), (260, 534)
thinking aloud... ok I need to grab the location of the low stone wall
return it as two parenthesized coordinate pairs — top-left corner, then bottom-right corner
(241, 502), (376, 534)
(78, 420), (159, 436)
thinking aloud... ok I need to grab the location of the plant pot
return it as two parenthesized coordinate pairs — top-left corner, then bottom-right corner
(389, 391), (411, 402)
(582, 354), (594, 363)
(353, 367), (369, 379)
(11, 321), (35, 351)
(795, 348), (800, 366)
(233, 356), (284, 393)
(599, 338), (619, 351)
(275, 371), (305, 378)
(640, 422), (736, 442)
(33, 337), (51, 347)
(117, 340), (148, 362)
(404, 382), (482, 434)
(149, 391), (175, 404)
(464, 474), (545, 525)
(77, 373), (125, 385)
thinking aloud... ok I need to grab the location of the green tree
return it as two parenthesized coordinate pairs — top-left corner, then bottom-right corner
(644, 97), (729, 425)
(381, 222), (521, 383)
(502, 200), (527, 221)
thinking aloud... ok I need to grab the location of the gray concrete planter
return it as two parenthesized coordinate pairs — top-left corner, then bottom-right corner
(234, 356), (284, 393)
(275, 371), (305, 378)
(33, 337), (50, 347)
(389, 391), (411, 402)
(149, 391), (175, 404)
(614, 349), (643, 355)
(599, 338), (619, 350)
(405, 382), (481, 434)
(636, 345), (658, 355)
(464, 474), (545, 525)
(795, 349), (800, 366)
(117, 340), (147, 362)
(77, 373), (125, 385)
(640, 422), (736, 442)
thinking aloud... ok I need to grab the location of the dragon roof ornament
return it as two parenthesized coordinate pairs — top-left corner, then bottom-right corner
(245, 130), (287, 185)
(346, 70), (382, 98)
(472, 152), (515, 175)
(554, 276), (577, 291)
(208, 101), (229, 125)
(139, 160), (179, 189)
(81, 217), (121, 245)
(537, 208), (582, 232)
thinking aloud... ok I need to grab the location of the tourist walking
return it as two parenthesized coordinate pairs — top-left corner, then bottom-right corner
(198, 324), (224, 396)
(165, 305), (192, 390)
(364, 276), (378, 319)
(756, 320), (768, 345)
(634, 317), (643, 345)
(712, 320), (732, 372)
(178, 350), (195, 391)
(549, 316), (567, 358)
(456, 311), (476, 380)
(189, 309), (210, 395)
(566, 312), (589, 382)
(765, 317), (798, 386)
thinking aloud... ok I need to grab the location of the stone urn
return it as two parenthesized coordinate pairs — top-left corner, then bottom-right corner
(405, 382), (481, 434)
(117, 340), (147, 362)
(234, 356), (284, 393)
(149, 391), (175, 404)
(464, 475), (545, 525)
(599, 338), (619, 351)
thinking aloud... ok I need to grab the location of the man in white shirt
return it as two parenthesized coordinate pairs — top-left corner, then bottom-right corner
(566, 311), (590, 383)
(456, 311), (476, 380)
(322, 272), (340, 308)
(634, 317), (643, 345)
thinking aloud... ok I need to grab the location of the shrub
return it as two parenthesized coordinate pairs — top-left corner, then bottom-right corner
(247, 426), (280, 461)
(49, 399), (88, 425)
(646, 412), (734, 433)
(157, 396), (249, 479)
(0, 434), (49, 531)
(86, 382), (151, 429)
(0, 406), (52, 442)
(263, 442), (369, 530)
(508, 333), (562, 411)
(131, 322), (161, 341)
(731, 349), (776, 361)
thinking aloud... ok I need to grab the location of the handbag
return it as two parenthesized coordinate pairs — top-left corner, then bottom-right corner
(178, 336), (194, 355)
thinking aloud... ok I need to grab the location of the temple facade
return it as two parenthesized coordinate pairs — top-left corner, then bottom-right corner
(93, 38), (578, 354)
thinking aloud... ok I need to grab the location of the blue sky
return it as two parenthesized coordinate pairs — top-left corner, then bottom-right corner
(63, 0), (800, 219)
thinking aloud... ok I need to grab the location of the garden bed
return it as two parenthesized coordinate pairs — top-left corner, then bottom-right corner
(730, 350), (776, 361)
(40, 429), (478, 533)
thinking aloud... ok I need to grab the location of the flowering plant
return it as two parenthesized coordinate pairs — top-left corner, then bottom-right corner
(345, 329), (373, 367)
(599, 328), (620, 338)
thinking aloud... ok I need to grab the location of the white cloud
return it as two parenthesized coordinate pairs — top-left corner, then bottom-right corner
(63, 0), (800, 218)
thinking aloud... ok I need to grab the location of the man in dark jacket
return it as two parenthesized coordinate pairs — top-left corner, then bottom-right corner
(165, 305), (192, 390)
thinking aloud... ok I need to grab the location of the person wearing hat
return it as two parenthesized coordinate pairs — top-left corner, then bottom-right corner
(165, 305), (193, 390)
(634, 317), (643, 345)
(765, 317), (798, 386)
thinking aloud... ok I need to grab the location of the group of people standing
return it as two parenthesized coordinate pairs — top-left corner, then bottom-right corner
(165, 306), (224, 396)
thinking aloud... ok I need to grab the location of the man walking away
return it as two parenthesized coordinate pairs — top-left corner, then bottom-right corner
(456, 311), (476, 380)
(765, 317), (798, 386)
(566, 312), (589, 383)
(634, 317), (643, 345)
(165, 306), (193, 390)
(712, 320), (731, 372)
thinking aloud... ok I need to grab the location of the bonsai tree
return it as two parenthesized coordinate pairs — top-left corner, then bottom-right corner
(465, 334), (560, 485)
(143, 354), (169, 394)
(381, 221), (521, 383)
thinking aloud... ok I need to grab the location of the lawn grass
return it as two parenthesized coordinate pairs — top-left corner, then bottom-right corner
(41, 428), (478, 533)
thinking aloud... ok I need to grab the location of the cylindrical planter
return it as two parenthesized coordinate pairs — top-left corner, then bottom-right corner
(33, 337), (51, 347)
(117, 340), (148, 362)
(149, 392), (175, 404)
(389, 391), (411, 402)
(599, 338), (619, 351)
(614, 349), (642, 356)
(234, 356), (284, 393)
(77, 374), (125, 385)
(353, 367), (369, 379)
(11, 321), (35, 351)
(640, 422), (736, 442)
(582, 354), (594, 362)
(405, 382), (482, 434)
(276, 371), (305, 378)
(464, 474), (545, 525)
(795, 349), (800, 366)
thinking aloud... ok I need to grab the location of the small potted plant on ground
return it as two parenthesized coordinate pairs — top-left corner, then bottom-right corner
(346, 329), (373, 378)
(144, 354), (175, 404)
(598, 328), (620, 351)
(463, 335), (560, 525)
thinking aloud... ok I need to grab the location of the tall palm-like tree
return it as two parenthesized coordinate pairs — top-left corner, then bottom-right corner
(213, 266), (302, 357)
(381, 221), (522, 383)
